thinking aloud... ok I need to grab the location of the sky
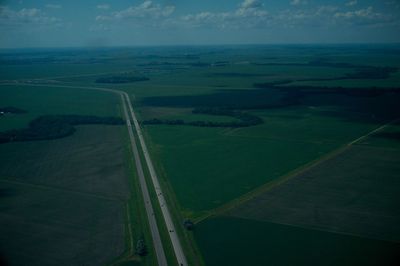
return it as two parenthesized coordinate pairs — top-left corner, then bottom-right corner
(0, 0), (400, 48)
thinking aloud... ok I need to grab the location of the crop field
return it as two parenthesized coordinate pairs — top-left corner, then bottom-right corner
(194, 217), (400, 266)
(0, 125), (129, 265)
(228, 143), (400, 241)
(143, 106), (381, 215)
(0, 85), (121, 131)
(0, 82), (137, 265)
(193, 122), (400, 265)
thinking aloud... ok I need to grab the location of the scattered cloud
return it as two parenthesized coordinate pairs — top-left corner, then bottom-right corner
(345, 0), (357, 7)
(180, 0), (269, 29)
(97, 4), (110, 10)
(335, 6), (382, 19)
(91, 0), (399, 31)
(333, 6), (396, 26)
(290, 0), (308, 6)
(0, 6), (62, 28)
(97, 0), (175, 22)
(240, 0), (263, 9)
(45, 4), (62, 9)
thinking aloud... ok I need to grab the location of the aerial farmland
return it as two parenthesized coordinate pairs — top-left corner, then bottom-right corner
(1, 1), (400, 266)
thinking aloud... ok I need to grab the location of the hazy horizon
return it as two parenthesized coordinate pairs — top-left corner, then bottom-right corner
(1, 0), (400, 49)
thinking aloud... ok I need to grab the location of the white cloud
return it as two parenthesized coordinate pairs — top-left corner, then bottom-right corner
(180, 0), (269, 29)
(345, 0), (357, 7)
(92, 0), (398, 31)
(272, 4), (397, 29)
(240, 0), (263, 9)
(332, 6), (397, 26)
(290, 0), (308, 6)
(97, 4), (110, 10)
(335, 6), (382, 19)
(97, 0), (175, 21)
(45, 4), (62, 9)
(0, 6), (61, 27)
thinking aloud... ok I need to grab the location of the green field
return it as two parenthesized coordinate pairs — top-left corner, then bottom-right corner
(0, 85), (121, 131)
(143, 105), (381, 215)
(194, 120), (400, 265)
(0, 83), (141, 265)
(194, 217), (400, 266)
(228, 143), (400, 242)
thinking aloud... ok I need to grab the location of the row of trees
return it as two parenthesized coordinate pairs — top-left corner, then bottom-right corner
(0, 106), (27, 114)
(96, 76), (149, 84)
(0, 115), (124, 144)
(142, 107), (263, 128)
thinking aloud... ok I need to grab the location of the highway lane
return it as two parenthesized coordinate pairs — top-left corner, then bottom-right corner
(120, 93), (168, 266)
(123, 92), (188, 266)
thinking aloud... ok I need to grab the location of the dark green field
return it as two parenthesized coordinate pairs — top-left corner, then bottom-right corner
(194, 217), (400, 266)
(0, 125), (129, 265)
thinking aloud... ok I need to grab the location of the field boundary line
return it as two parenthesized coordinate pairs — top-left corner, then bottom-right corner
(225, 215), (400, 244)
(194, 118), (398, 224)
(0, 178), (123, 202)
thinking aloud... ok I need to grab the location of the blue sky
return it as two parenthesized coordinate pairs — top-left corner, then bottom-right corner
(0, 0), (399, 48)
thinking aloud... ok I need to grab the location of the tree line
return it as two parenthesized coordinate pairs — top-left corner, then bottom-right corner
(96, 76), (149, 84)
(0, 115), (124, 144)
(142, 107), (263, 128)
(0, 107), (27, 114)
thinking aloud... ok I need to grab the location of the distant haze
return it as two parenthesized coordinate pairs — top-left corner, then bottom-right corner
(1, 0), (400, 48)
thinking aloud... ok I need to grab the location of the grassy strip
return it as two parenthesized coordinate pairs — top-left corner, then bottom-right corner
(141, 124), (206, 266)
(132, 125), (178, 265)
(108, 100), (156, 266)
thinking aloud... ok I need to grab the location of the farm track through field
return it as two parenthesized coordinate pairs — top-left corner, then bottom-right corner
(194, 118), (399, 224)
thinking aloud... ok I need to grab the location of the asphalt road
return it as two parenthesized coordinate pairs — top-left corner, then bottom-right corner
(123, 92), (188, 266)
(120, 93), (168, 266)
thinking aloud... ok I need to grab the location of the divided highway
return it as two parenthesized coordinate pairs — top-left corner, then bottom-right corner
(122, 92), (188, 266)
(120, 93), (168, 266)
